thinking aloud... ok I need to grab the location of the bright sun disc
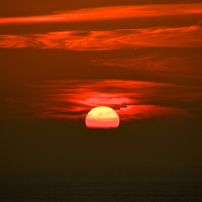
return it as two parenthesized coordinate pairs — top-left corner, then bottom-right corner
(85, 106), (120, 128)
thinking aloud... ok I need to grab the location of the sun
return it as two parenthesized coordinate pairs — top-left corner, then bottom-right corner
(85, 106), (120, 128)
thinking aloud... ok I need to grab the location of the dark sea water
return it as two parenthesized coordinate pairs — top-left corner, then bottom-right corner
(1, 180), (202, 201)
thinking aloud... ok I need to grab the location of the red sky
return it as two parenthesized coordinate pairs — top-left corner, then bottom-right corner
(0, 0), (202, 172)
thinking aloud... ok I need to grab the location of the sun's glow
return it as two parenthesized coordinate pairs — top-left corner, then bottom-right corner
(85, 106), (120, 128)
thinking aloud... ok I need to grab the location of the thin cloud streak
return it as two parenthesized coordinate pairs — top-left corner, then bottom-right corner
(0, 25), (202, 50)
(0, 4), (202, 25)
(93, 54), (202, 74)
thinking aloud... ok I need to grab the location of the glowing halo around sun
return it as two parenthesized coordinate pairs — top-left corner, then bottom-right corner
(85, 106), (120, 129)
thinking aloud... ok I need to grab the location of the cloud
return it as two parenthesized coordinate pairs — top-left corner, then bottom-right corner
(0, 25), (202, 50)
(93, 54), (202, 74)
(1, 79), (191, 121)
(5, 78), (202, 122)
(0, 4), (202, 25)
(117, 105), (186, 120)
(33, 80), (190, 120)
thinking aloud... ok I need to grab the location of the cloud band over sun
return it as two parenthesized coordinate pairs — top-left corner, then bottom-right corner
(1, 80), (195, 121)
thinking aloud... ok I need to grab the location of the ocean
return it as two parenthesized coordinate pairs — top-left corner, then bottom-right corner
(1, 180), (202, 201)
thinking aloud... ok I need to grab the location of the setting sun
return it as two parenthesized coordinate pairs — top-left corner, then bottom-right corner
(85, 106), (120, 129)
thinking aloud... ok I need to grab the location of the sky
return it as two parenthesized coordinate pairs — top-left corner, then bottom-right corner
(0, 0), (202, 178)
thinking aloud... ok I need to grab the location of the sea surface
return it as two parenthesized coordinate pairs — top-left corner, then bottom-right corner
(1, 180), (202, 201)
